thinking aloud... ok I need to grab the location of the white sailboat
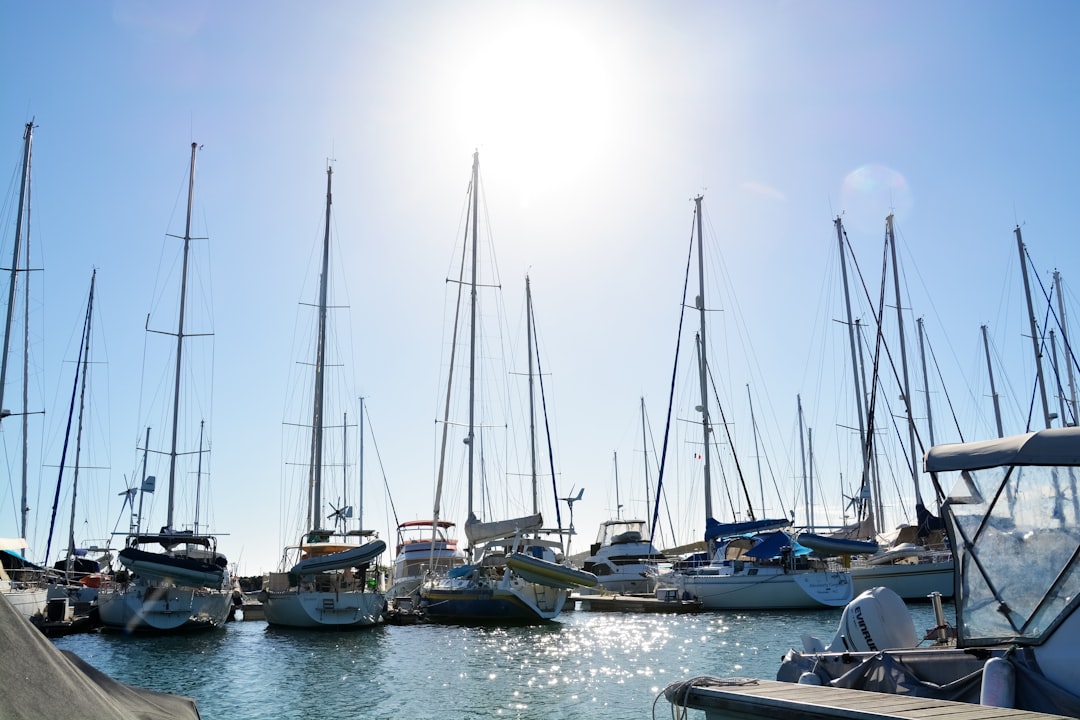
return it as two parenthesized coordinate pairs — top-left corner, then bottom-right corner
(97, 143), (231, 632)
(262, 165), (386, 629)
(420, 152), (595, 623)
(656, 195), (853, 610)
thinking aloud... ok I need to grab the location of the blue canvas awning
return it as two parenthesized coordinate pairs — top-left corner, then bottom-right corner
(744, 531), (793, 560)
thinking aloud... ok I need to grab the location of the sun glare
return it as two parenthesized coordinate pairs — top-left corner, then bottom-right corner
(455, 19), (610, 208)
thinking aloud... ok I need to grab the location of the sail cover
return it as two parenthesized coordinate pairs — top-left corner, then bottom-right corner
(464, 513), (543, 545)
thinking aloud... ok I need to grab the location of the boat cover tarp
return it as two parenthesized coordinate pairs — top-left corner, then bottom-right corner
(704, 517), (790, 542)
(924, 426), (1080, 473)
(0, 592), (201, 719)
(743, 531), (793, 560)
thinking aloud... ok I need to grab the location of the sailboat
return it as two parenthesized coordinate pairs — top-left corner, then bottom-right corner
(0, 121), (49, 620)
(419, 152), (595, 623)
(262, 165), (387, 629)
(96, 143), (231, 632)
(655, 196), (853, 610)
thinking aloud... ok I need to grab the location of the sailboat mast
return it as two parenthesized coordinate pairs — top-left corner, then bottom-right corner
(981, 325), (1005, 437)
(747, 385), (765, 515)
(309, 165), (332, 531)
(835, 217), (872, 531)
(1, 123), (32, 537)
(466, 151), (479, 520)
(797, 395), (810, 529)
(136, 427), (151, 534)
(358, 400), (364, 532)
(639, 397), (650, 522)
(1054, 271), (1079, 424)
(917, 318), (936, 447)
(1016, 225), (1053, 429)
(194, 420), (205, 534)
(693, 195), (714, 522)
(166, 142), (198, 530)
(887, 215), (921, 503)
(526, 276), (538, 514)
(67, 271), (95, 569)
(613, 451), (621, 519)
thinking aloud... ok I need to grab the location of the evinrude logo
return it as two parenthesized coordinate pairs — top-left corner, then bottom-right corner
(853, 606), (876, 650)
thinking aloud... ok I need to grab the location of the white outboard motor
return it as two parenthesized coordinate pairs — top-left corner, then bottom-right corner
(802, 586), (918, 653)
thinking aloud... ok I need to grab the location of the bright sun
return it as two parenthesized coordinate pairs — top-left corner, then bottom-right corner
(454, 17), (610, 208)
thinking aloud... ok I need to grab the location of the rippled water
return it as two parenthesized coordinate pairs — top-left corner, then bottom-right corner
(52, 603), (948, 719)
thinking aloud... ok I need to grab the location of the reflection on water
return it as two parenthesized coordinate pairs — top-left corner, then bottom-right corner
(53, 603), (948, 719)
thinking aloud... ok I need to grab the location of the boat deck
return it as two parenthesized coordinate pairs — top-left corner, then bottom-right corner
(664, 677), (1075, 720)
(571, 592), (702, 613)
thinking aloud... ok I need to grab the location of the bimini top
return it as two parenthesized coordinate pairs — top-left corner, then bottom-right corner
(924, 426), (1080, 473)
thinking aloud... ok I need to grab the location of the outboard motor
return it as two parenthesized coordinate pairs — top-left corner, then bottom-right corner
(802, 586), (918, 653)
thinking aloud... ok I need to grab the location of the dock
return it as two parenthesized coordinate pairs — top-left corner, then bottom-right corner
(663, 677), (1075, 720)
(572, 592), (702, 613)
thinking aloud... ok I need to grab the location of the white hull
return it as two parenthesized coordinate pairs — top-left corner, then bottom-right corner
(1, 584), (48, 620)
(850, 558), (954, 600)
(669, 569), (853, 610)
(97, 581), (231, 632)
(422, 573), (568, 622)
(263, 589), (384, 628)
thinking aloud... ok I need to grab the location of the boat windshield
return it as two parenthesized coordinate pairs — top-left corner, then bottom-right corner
(942, 462), (1080, 646)
(596, 520), (649, 546)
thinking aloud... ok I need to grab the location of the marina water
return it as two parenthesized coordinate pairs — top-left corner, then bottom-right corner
(53, 603), (949, 719)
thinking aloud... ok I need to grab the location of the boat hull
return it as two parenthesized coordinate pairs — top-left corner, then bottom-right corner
(263, 589), (384, 628)
(850, 558), (954, 600)
(422, 569), (568, 622)
(1, 585), (48, 620)
(668, 569), (853, 610)
(97, 581), (231, 632)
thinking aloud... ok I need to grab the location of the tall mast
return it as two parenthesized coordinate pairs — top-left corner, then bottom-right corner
(747, 385), (765, 515)
(526, 275), (538, 514)
(639, 397), (650, 522)
(135, 427), (151, 534)
(797, 395), (810, 529)
(67, 271), (95, 570)
(613, 451), (621, 519)
(466, 151), (479, 520)
(917, 318), (936, 447)
(1054, 271), (1079, 424)
(887, 215), (921, 504)
(693, 195), (713, 522)
(358, 400), (365, 532)
(343, 411), (348, 530)
(166, 142), (198, 529)
(308, 165), (332, 530)
(981, 325), (1005, 437)
(1051, 331), (1067, 426)
(194, 419), (205, 534)
(856, 320), (883, 534)
(1016, 225), (1052, 429)
(2, 123), (32, 537)
(835, 217), (872, 530)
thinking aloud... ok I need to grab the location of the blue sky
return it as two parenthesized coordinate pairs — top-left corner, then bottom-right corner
(2, 1), (1078, 574)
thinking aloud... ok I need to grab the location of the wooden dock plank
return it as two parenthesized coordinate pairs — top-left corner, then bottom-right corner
(664, 678), (1075, 720)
